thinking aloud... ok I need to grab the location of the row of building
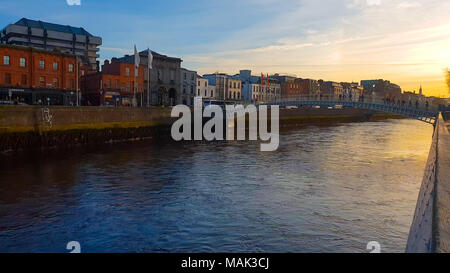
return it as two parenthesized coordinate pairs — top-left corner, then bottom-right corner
(0, 18), (447, 108)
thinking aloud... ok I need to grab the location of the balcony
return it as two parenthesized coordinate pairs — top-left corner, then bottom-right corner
(88, 53), (100, 58)
(8, 36), (28, 43)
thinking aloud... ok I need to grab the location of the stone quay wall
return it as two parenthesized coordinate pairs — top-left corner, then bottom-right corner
(0, 105), (401, 152)
(406, 113), (450, 253)
(0, 106), (174, 152)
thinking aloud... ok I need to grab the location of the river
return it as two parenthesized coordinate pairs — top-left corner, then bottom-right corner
(0, 119), (433, 253)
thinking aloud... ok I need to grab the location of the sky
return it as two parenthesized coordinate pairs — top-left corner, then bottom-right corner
(1, 0), (449, 97)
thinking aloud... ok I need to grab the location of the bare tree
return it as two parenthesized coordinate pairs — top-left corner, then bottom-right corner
(446, 68), (450, 94)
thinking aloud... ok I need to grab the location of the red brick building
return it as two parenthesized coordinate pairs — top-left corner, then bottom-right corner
(295, 78), (321, 98)
(295, 79), (312, 96)
(281, 81), (305, 99)
(0, 44), (81, 105)
(81, 58), (144, 106)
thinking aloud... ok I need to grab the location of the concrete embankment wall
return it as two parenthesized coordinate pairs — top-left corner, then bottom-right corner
(0, 105), (401, 152)
(0, 106), (174, 152)
(278, 107), (401, 125)
(406, 113), (450, 252)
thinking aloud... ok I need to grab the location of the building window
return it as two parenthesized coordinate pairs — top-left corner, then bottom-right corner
(190, 85), (194, 94)
(115, 80), (119, 88)
(70, 79), (75, 89)
(125, 67), (130, 76)
(4, 73), (11, 85)
(126, 82), (130, 92)
(170, 70), (175, 81)
(205, 81), (207, 87)
(211, 90), (213, 97)
(184, 73), (187, 80)
(40, 60), (45, 69)
(53, 78), (58, 88)
(39, 77), (45, 87)
(21, 74), (27, 85)
(3, 56), (10, 65)
(20, 58), (26, 67)
(204, 90), (207, 97)
(53, 62), (58, 71)
(68, 64), (74, 72)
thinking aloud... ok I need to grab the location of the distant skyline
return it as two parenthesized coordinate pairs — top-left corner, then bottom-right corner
(1, 0), (449, 97)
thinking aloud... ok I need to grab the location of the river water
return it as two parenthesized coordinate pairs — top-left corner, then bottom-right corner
(0, 119), (433, 253)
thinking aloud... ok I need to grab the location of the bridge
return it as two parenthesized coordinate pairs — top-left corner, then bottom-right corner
(262, 96), (439, 125)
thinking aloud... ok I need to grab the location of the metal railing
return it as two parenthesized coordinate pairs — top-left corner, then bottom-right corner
(259, 95), (438, 125)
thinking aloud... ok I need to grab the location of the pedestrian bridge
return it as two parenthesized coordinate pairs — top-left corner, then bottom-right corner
(264, 99), (439, 125)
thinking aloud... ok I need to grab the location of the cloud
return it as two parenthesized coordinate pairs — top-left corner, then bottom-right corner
(398, 1), (422, 8)
(100, 47), (132, 55)
(13, 0), (443, 96)
(176, 0), (450, 96)
(366, 0), (381, 6)
(66, 0), (81, 6)
(347, 0), (381, 9)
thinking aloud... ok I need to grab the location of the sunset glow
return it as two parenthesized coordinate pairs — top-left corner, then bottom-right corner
(1, 0), (449, 96)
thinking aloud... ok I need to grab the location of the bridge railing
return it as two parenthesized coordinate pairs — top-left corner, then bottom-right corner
(265, 94), (436, 112)
(259, 95), (438, 124)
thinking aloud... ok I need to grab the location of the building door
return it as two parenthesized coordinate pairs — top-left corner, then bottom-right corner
(169, 88), (176, 106)
(157, 87), (169, 106)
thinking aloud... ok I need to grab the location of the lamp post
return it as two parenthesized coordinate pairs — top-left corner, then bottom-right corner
(76, 57), (79, 106)
(147, 66), (150, 108)
(373, 84), (376, 103)
(133, 69), (137, 107)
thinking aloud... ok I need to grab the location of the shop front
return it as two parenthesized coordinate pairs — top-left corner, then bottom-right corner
(102, 91), (134, 107)
(103, 91), (121, 107)
(0, 88), (33, 105)
(0, 87), (76, 106)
